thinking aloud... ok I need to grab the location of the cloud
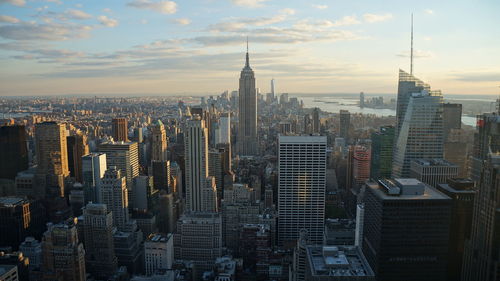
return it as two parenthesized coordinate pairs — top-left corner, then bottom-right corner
(451, 72), (500, 82)
(312, 4), (328, 10)
(0, 15), (20, 23)
(98, 15), (118, 27)
(425, 9), (434, 15)
(0, 0), (25, 7)
(127, 0), (177, 14)
(208, 9), (296, 32)
(0, 22), (92, 40)
(66, 9), (92, 20)
(46, 0), (62, 4)
(363, 13), (393, 23)
(293, 16), (360, 31)
(173, 18), (190, 25)
(231, 0), (268, 8)
(280, 8), (295, 15)
(102, 8), (112, 13)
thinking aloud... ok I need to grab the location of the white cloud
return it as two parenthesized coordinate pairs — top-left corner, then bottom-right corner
(0, 0), (25, 6)
(173, 18), (191, 25)
(0, 15), (20, 23)
(66, 9), (92, 20)
(46, 0), (62, 4)
(75, 4), (83, 8)
(425, 9), (434, 15)
(280, 8), (295, 15)
(0, 22), (92, 40)
(102, 8), (112, 13)
(293, 16), (360, 31)
(363, 13), (393, 23)
(231, 0), (268, 8)
(127, 0), (177, 14)
(209, 9), (296, 32)
(98, 15), (118, 27)
(312, 4), (328, 10)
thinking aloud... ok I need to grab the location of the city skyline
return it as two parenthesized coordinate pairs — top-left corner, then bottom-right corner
(0, 0), (499, 96)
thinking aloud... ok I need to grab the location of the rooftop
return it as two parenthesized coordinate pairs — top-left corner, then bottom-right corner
(412, 158), (458, 167)
(368, 179), (450, 200)
(0, 197), (27, 207)
(307, 246), (374, 277)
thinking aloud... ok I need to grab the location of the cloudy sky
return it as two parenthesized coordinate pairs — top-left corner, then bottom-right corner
(0, 0), (499, 96)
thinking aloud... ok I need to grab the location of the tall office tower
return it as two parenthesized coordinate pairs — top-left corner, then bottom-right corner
(0, 125), (28, 180)
(215, 143), (232, 176)
(303, 114), (312, 134)
(35, 122), (69, 194)
(40, 220), (86, 281)
(462, 154), (500, 281)
(112, 118), (128, 142)
(209, 148), (225, 200)
(444, 131), (469, 177)
(152, 160), (170, 192)
(134, 127), (143, 143)
(278, 135), (327, 245)
(410, 158), (459, 187)
(312, 108), (320, 134)
(237, 43), (258, 156)
(443, 103), (462, 138)
(354, 203), (364, 247)
(99, 141), (139, 204)
(392, 88), (444, 178)
(339, 110), (350, 141)
(144, 233), (173, 276)
(359, 91), (365, 108)
(370, 126), (395, 179)
(271, 78), (275, 97)
(80, 203), (118, 279)
(174, 213), (222, 278)
(100, 167), (129, 230)
(469, 112), (500, 182)
(352, 145), (371, 189)
(20, 237), (42, 269)
(184, 118), (217, 212)
(279, 93), (289, 105)
(151, 120), (167, 161)
(82, 153), (107, 203)
(436, 178), (475, 281)
(0, 197), (45, 250)
(217, 112), (231, 145)
(66, 133), (89, 182)
(239, 224), (272, 277)
(363, 179), (451, 281)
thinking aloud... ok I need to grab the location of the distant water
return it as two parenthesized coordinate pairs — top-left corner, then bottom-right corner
(294, 94), (478, 127)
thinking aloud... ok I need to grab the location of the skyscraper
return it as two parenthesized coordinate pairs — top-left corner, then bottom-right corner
(99, 141), (139, 203)
(237, 41), (258, 156)
(184, 118), (217, 212)
(35, 121), (70, 194)
(151, 120), (167, 161)
(352, 145), (371, 189)
(82, 153), (107, 203)
(312, 108), (320, 134)
(40, 219), (86, 281)
(443, 103), (462, 138)
(392, 74), (444, 178)
(80, 203), (118, 279)
(100, 166), (129, 230)
(67, 132), (89, 182)
(370, 126), (395, 179)
(410, 158), (459, 187)
(278, 135), (327, 245)
(0, 125), (28, 180)
(112, 118), (128, 142)
(144, 233), (173, 276)
(469, 111), (500, 182)
(363, 179), (451, 281)
(339, 110), (350, 141)
(217, 112), (231, 145)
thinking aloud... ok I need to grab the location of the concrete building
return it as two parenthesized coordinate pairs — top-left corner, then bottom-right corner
(99, 141), (139, 205)
(100, 167), (129, 230)
(0, 265), (18, 281)
(410, 158), (459, 187)
(323, 219), (355, 246)
(363, 179), (451, 281)
(66, 133), (89, 182)
(144, 233), (174, 276)
(35, 122), (69, 195)
(80, 203), (118, 279)
(82, 152), (107, 203)
(305, 246), (375, 281)
(339, 110), (350, 141)
(217, 113), (231, 145)
(151, 160), (170, 192)
(278, 135), (327, 245)
(40, 220), (86, 281)
(237, 43), (258, 156)
(352, 145), (371, 189)
(112, 118), (129, 142)
(443, 103), (462, 138)
(0, 125), (28, 181)
(151, 120), (168, 161)
(174, 212), (222, 278)
(436, 178), (475, 281)
(19, 237), (42, 269)
(184, 118), (217, 212)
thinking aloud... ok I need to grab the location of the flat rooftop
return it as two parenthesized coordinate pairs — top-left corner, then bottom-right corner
(412, 158), (458, 167)
(367, 180), (450, 201)
(307, 246), (374, 277)
(0, 197), (27, 207)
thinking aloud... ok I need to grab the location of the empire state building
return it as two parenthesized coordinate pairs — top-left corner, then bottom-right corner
(237, 42), (258, 156)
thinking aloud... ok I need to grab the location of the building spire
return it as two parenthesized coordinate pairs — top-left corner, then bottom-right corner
(410, 13), (414, 75)
(245, 36), (250, 68)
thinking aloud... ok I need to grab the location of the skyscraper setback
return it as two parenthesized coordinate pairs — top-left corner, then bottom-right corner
(237, 42), (258, 156)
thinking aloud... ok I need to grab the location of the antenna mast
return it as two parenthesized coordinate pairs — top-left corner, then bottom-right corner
(410, 13), (414, 75)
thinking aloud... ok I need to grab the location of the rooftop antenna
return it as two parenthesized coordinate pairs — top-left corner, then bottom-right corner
(410, 13), (414, 75)
(245, 36), (250, 68)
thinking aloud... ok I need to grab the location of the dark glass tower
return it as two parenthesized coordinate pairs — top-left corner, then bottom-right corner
(370, 126), (394, 179)
(0, 125), (28, 180)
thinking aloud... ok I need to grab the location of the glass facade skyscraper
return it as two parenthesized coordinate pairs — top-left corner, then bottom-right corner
(370, 126), (394, 179)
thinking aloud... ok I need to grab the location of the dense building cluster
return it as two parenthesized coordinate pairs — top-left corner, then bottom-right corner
(0, 46), (499, 281)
